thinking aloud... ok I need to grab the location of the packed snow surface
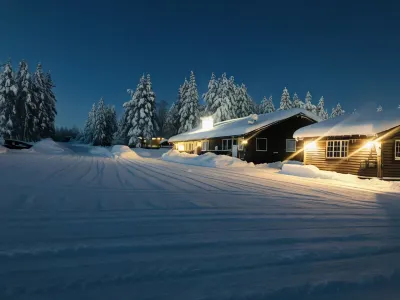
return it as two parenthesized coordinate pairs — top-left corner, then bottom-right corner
(294, 110), (400, 138)
(0, 145), (7, 154)
(1, 142), (400, 299)
(169, 108), (320, 142)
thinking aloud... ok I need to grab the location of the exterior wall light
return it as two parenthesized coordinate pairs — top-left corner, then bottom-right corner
(305, 141), (317, 150)
(178, 144), (185, 151)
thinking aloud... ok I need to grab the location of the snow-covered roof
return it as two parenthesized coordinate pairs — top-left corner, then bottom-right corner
(169, 109), (320, 142)
(159, 139), (169, 144)
(294, 110), (400, 139)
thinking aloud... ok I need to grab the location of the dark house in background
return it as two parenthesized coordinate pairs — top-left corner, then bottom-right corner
(294, 111), (400, 180)
(169, 109), (320, 164)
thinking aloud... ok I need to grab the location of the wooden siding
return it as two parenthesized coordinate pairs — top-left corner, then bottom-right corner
(382, 131), (400, 179)
(304, 137), (378, 177)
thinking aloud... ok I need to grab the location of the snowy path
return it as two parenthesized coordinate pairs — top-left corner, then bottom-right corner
(1, 145), (400, 299)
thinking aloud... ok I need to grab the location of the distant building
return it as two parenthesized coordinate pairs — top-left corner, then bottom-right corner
(294, 111), (400, 180)
(169, 109), (320, 164)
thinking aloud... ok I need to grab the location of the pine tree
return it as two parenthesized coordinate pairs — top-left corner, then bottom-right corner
(164, 102), (180, 137)
(93, 98), (107, 146)
(0, 62), (18, 139)
(32, 63), (49, 139)
(331, 103), (345, 118)
(104, 105), (117, 145)
(279, 87), (292, 110)
(235, 84), (254, 118)
(16, 61), (38, 141)
(203, 72), (219, 116)
(83, 103), (96, 144)
(377, 105), (383, 112)
(292, 93), (304, 109)
(123, 74), (158, 147)
(211, 73), (237, 122)
(259, 95), (275, 114)
(316, 96), (329, 120)
(179, 71), (200, 133)
(42, 71), (57, 138)
(304, 91), (316, 114)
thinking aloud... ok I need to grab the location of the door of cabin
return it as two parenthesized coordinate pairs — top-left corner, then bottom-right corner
(232, 145), (238, 158)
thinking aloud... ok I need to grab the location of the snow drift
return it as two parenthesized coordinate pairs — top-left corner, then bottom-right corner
(32, 139), (65, 154)
(89, 147), (113, 158)
(161, 150), (301, 169)
(111, 145), (140, 159)
(0, 145), (8, 154)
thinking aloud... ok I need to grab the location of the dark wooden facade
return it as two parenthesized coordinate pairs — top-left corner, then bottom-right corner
(302, 126), (400, 179)
(175, 114), (317, 164)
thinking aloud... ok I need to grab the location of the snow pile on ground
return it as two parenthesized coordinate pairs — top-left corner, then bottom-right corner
(0, 145), (7, 154)
(89, 147), (113, 158)
(111, 145), (140, 159)
(133, 148), (171, 158)
(32, 139), (64, 154)
(281, 164), (400, 190)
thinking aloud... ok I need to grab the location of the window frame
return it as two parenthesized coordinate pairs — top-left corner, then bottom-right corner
(256, 138), (268, 152)
(395, 140), (400, 160)
(326, 140), (349, 159)
(222, 139), (232, 151)
(286, 139), (296, 153)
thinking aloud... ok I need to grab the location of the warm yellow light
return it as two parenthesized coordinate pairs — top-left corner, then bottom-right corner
(365, 141), (374, 149)
(178, 144), (185, 151)
(152, 138), (156, 140)
(157, 137), (161, 140)
(242, 140), (248, 145)
(201, 116), (214, 130)
(305, 141), (317, 150)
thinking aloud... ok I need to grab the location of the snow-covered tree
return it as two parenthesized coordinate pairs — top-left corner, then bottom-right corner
(279, 87), (292, 110)
(104, 105), (118, 145)
(377, 105), (383, 112)
(123, 74), (158, 147)
(93, 98), (107, 146)
(259, 95), (275, 114)
(16, 61), (38, 141)
(211, 73), (237, 122)
(0, 62), (18, 139)
(83, 103), (96, 143)
(203, 72), (219, 116)
(331, 103), (345, 118)
(304, 91), (316, 114)
(235, 84), (254, 118)
(292, 93), (304, 109)
(316, 96), (329, 120)
(179, 71), (200, 133)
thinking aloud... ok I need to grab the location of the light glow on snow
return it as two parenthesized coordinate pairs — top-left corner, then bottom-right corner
(201, 116), (214, 130)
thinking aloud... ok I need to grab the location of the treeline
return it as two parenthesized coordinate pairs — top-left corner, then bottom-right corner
(0, 60), (57, 141)
(80, 71), (348, 147)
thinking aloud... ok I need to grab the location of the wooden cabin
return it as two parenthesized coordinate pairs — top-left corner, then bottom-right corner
(139, 137), (165, 149)
(294, 111), (400, 180)
(168, 109), (320, 164)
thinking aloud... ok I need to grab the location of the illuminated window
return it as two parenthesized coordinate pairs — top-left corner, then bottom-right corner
(395, 141), (400, 160)
(202, 140), (209, 151)
(286, 139), (296, 152)
(256, 138), (267, 151)
(222, 139), (232, 150)
(326, 140), (349, 158)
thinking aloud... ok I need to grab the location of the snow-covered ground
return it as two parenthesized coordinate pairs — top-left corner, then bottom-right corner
(1, 142), (400, 299)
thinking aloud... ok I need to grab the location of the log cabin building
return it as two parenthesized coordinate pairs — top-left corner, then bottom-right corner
(169, 109), (320, 164)
(294, 111), (400, 180)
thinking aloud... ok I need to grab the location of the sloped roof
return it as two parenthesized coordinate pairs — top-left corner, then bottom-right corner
(169, 109), (320, 142)
(294, 110), (400, 139)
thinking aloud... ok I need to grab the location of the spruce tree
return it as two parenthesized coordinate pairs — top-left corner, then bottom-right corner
(104, 105), (118, 145)
(331, 103), (345, 118)
(304, 91), (316, 114)
(235, 84), (254, 118)
(33, 63), (48, 138)
(316, 96), (329, 120)
(93, 98), (107, 146)
(164, 102), (180, 137)
(211, 73), (236, 122)
(83, 103), (96, 143)
(292, 93), (304, 109)
(279, 87), (292, 110)
(178, 71), (199, 133)
(203, 72), (219, 116)
(259, 95), (275, 114)
(42, 71), (57, 138)
(0, 62), (18, 139)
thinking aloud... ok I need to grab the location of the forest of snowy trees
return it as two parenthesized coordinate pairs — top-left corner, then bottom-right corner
(0, 61), (57, 142)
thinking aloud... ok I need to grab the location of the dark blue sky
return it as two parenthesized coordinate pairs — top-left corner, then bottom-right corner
(1, 0), (399, 127)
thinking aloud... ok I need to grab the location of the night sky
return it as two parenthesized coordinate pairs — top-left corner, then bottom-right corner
(1, 0), (399, 127)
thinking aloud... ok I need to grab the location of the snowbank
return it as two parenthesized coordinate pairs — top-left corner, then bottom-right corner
(134, 148), (171, 158)
(89, 147), (113, 158)
(111, 145), (140, 159)
(32, 139), (64, 154)
(281, 164), (400, 191)
(0, 145), (8, 154)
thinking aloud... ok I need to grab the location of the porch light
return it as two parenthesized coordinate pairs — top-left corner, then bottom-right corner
(305, 141), (317, 150)
(364, 141), (374, 149)
(152, 138), (156, 140)
(201, 116), (214, 130)
(178, 144), (184, 151)
(242, 140), (248, 145)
